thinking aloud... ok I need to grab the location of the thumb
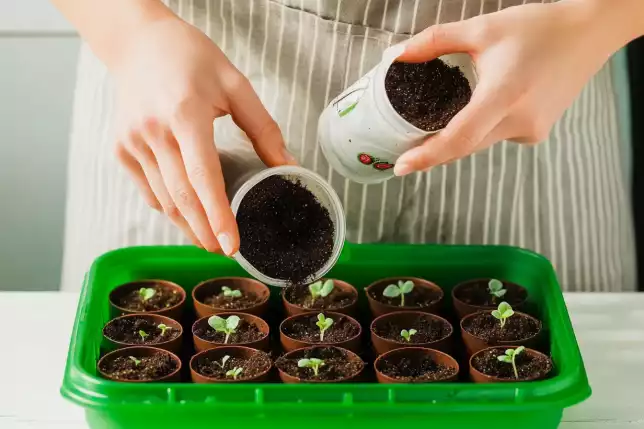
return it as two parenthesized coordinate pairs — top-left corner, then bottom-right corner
(398, 21), (475, 63)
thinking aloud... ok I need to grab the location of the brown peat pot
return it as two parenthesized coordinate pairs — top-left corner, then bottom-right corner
(374, 347), (460, 383)
(97, 346), (182, 382)
(365, 277), (444, 317)
(452, 278), (528, 319)
(192, 277), (270, 318)
(370, 311), (453, 355)
(102, 313), (183, 354)
(282, 279), (358, 317)
(279, 311), (362, 353)
(109, 279), (186, 320)
(460, 310), (542, 355)
(469, 346), (553, 383)
(189, 346), (272, 383)
(275, 346), (365, 383)
(192, 312), (270, 352)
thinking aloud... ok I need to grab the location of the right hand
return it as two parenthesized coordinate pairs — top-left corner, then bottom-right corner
(113, 16), (295, 255)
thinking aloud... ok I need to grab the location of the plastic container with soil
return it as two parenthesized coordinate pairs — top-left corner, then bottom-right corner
(108, 279), (186, 320)
(374, 347), (459, 383)
(102, 313), (183, 354)
(97, 346), (182, 382)
(452, 278), (528, 319)
(190, 346), (272, 383)
(192, 277), (270, 318)
(192, 313), (270, 352)
(275, 346), (365, 383)
(370, 311), (453, 355)
(62, 244), (590, 429)
(282, 279), (358, 316)
(470, 346), (553, 383)
(365, 277), (444, 317)
(280, 311), (362, 353)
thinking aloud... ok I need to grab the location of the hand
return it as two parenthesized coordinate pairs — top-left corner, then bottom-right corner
(393, 0), (629, 176)
(113, 17), (295, 254)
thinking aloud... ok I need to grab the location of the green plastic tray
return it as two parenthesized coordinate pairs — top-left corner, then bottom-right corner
(61, 244), (590, 429)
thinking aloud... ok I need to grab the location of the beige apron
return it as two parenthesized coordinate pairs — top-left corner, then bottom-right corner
(61, 0), (637, 292)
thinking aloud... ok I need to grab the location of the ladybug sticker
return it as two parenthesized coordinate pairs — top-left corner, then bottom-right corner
(357, 153), (394, 171)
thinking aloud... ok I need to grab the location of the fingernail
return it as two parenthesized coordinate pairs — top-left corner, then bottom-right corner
(394, 162), (413, 177)
(283, 148), (298, 165)
(217, 233), (234, 256)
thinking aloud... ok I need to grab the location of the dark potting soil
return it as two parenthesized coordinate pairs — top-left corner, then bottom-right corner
(373, 316), (450, 344)
(463, 312), (541, 342)
(118, 285), (182, 312)
(281, 313), (360, 344)
(99, 352), (178, 381)
(472, 348), (552, 380)
(378, 355), (458, 382)
(385, 59), (471, 131)
(275, 347), (363, 381)
(203, 291), (262, 311)
(455, 280), (527, 307)
(284, 284), (356, 311)
(368, 283), (441, 308)
(104, 317), (180, 345)
(194, 353), (271, 380)
(236, 175), (334, 285)
(193, 319), (266, 344)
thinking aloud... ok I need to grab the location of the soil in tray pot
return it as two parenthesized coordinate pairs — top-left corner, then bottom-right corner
(375, 348), (459, 383)
(192, 349), (272, 381)
(98, 348), (180, 382)
(275, 346), (364, 382)
(283, 280), (357, 315)
(471, 347), (552, 381)
(103, 316), (181, 346)
(203, 290), (262, 311)
(462, 312), (541, 343)
(280, 312), (361, 352)
(236, 175), (334, 284)
(115, 282), (183, 312)
(371, 312), (452, 353)
(385, 59), (472, 132)
(193, 318), (266, 344)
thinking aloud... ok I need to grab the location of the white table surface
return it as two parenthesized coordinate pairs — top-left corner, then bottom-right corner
(1, 292), (643, 429)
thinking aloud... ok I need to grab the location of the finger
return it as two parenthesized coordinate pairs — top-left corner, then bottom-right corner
(225, 74), (296, 167)
(398, 20), (476, 63)
(115, 143), (162, 211)
(171, 110), (240, 256)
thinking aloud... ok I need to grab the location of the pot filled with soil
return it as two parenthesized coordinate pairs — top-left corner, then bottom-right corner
(192, 277), (270, 318)
(452, 278), (528, 319)
(103, 313), (183, 353)
(275, 346), (365, 383)
(190, 346), (272, 383)
(230, 166), (346, 287)
(469, 346), (553, 383)
(282, 279), (358, 317)
(365, 277), (444, 317)
(109, 279), (186, 320)
(280, 311), (362, 353)
(370, 311), (453, 355)
(192, 313), (270, 352)
(374, 347), (459, 383)
(97, 346), (182, 382)
(460, 302), (542, 355)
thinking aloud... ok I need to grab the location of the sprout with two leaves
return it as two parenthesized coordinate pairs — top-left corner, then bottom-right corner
(491, 302), (515, 329)
(298, 358), (325, 377)
(138, 330), (149, 341)
(488, 279), (507, 301)
(400, 329), (417, 342)
(208, 315), (241, 344)
(157, 324), (172, 336)
(383, 280), (414, 307)
(213, 355), (230, 369)
(226, 367), (244, 380)
(221, 286), (242, 299)
(309, 279), (334, 300)
(138, 287), (156, 302)
(497, 346), (525, 379)
(128, 356), (141, 366)
(316, 313), (334, 342)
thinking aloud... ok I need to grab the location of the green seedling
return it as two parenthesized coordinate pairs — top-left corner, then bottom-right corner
(497, 346), (525, 379)
(129, 356), (141, 366)
(221, 286), (242, 299)
(491, 302), (515, 329)
(208, 315), (241, 344)
(226, 367), (243, 380)
(157, 324), (172, 336)
(488, 279), (507, 301)
(138, 287), (156, 302)
(315, 313), (334, 342)
(213, 355), (230, 369)
(309, 279), (334, 300)
(400, 328), (417, 342)
(382, 280), (414, 307)
(138, 330), (149, 340)
(298, 358), (325, 377)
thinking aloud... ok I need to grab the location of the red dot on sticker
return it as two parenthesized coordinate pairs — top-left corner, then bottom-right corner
(358, 153), (374, 165)
(373, 162), (394, 170)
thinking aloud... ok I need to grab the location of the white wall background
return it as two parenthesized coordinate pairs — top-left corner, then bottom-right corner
(0, 0), (79, 290)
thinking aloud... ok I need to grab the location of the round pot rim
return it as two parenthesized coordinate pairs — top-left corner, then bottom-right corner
(276, 345), (365, 383)
(460, 309), (543, 343)
(369, 310), (453, 346)
(373, 346), (460, 380)
(279, 311), (363, 347)
(102, 313), (184, 348)
(281, 279), (358, 312)
(365, 276), (444, 310)
(192, 312), (270, 346)
(452, 278), (528, 312)
(189, 346), (273, 382)
(191, 276), (270, 310)
(97, 345), (182, 383)
(108, 279), (186, 315)
(469, 345), (552, 382)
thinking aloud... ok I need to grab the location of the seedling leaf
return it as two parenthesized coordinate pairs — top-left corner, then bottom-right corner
(382, 285), (401, 298)
(298, 358), (325, 376)
(488, 279), (507, 300)
(383, 280), (415, 306)
(497, 346), (526, 379)
(400, 328), (418, 342)
(315, 313), (334, 342)
(221, 286), (242, 298)
(129, 356), (141, 366)
(225, 367), (243, 380)
(491, 301), (515, 329)
(138, 330), (148, 340)
(157, 324), (171, 336)
(139, 287), (156, 302)
(399, 280), (414, 294)
(208, 315), (241, 344)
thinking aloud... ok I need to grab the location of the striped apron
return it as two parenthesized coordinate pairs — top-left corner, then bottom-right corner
(61, 0), (637, 292)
